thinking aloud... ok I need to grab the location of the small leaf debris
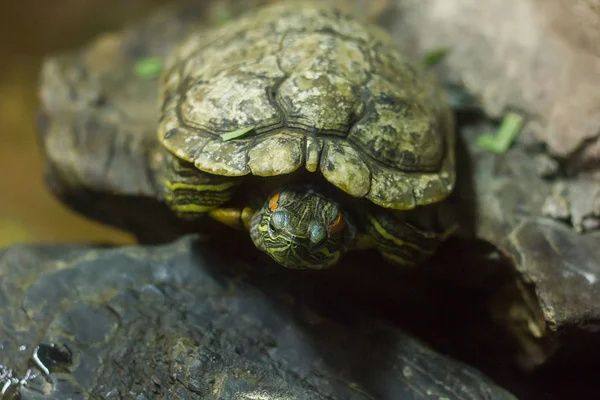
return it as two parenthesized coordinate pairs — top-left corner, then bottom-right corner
(135, 58), (163, 79)
(221, 126), (255, 141)
(421, 48), (449, 69)
(477, 112), (523, 153)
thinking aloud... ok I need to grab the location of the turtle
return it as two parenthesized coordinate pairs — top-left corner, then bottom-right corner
(154, 1), (456, 269)
(40, 0), (456, 270)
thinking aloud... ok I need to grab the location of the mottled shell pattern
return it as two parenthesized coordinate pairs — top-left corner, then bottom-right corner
(158, 1), (455, 210)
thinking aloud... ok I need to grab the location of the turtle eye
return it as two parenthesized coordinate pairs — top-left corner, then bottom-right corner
(329, 210), (345, 233)
(309, 223), (327, 246)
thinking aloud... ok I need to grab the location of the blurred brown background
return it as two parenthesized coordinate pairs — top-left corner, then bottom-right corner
(0, 0), (179, 247)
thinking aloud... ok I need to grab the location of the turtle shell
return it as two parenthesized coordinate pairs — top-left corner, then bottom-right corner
(158, 1), (455, 210)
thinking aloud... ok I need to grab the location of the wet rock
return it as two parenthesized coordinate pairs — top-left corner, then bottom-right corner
(0, 236), (516, 399)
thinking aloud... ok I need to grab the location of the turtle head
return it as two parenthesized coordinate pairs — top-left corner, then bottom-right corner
(250, 187), (355, 269)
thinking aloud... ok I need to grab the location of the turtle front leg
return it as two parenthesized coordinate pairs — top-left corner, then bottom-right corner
(208, 207), (256, 230)
(158, 148), (240, 219)
(358, 207), (456, 266)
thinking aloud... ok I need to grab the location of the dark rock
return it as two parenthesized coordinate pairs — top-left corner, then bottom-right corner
(0, 236), (516, 399)
(456, 119), (600, 371)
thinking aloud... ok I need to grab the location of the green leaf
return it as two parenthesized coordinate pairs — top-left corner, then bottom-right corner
(477, 112), (524, 153)
(135, 58), (163, 79)
(221, 126), (255, 141)
(421, 48), (450, 69)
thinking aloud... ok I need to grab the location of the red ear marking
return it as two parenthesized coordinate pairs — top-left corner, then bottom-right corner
(329, 211), (345, 233)
(269, 192), (280, 212)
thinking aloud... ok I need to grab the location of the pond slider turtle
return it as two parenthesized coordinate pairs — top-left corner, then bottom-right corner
(40, 1), (456, 270)
(155, 1), (455, 269)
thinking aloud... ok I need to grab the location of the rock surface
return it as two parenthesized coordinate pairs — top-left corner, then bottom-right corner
(454, 118), (600, 371)
(0, 236), (517, 399)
